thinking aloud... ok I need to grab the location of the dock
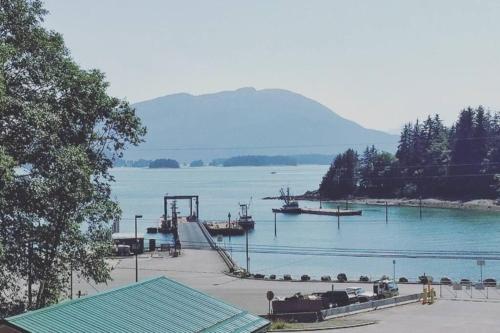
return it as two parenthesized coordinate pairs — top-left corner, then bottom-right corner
(178, 219), (211, 249)
(273, 207), (362, 216)
(203, 221), (245, 236)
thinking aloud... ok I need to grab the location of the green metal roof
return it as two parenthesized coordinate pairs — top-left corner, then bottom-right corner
(5, 277), (269, 333)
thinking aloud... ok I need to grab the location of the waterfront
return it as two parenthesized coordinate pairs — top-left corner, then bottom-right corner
(111, 165), (500, 281)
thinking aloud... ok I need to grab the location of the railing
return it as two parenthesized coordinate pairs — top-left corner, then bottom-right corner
(197, 221), (238, 271)
(321, 293), (422, 319)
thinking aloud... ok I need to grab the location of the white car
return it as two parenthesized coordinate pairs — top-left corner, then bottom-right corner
(346, 287), (376, 303)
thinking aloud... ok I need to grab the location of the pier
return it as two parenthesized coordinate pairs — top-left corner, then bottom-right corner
(178, 219), (209, 249)
(273, 207), (362, 216)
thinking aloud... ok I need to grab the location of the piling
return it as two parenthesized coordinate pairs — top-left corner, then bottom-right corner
(337, 206), (340, 229)
(385, 201), (388, 223)
(419, 197), (422, 219)
(274, 212), (277, 237)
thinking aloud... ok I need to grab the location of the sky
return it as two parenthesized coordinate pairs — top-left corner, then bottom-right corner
(43, 0), (500, 132)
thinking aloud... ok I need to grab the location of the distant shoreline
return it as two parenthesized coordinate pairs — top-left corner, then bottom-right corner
(264, 193), (500, 212)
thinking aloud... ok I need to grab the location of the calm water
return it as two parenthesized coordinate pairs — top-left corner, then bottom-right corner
(111, 166), (500, 282)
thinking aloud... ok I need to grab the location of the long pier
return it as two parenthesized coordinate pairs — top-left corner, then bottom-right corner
(273, 207), (362, 216)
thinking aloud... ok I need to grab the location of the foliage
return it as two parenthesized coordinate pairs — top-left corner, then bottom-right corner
(319, 149), (358, 199)
(0, 0), (145, 316)
(114, 158), (151, 167)
(221, 155), (297, 167)
(189, 159), (204, 167)
(319, 107), (500, 199)
(149, 158), (180, 168)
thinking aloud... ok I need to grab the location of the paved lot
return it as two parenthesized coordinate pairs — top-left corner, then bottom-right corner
(72, 249), (500, 332)
(73, 249), (422, 314)
(329, 299), (500, 333)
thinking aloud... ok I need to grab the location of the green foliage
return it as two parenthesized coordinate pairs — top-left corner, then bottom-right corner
(221, 155), (297, 167)
(189, 159), (204, 167)
(0, 0), (145, 316)
(319, 107), (500, 199)
(149, 158), (180, 168)
(319, 149), (358, 199)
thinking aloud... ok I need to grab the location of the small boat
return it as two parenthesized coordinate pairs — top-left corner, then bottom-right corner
(237, 203), (255, 229)
(272, 187), (301, 214)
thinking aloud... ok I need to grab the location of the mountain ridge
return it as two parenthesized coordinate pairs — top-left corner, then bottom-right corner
(126, 87), (398, 162)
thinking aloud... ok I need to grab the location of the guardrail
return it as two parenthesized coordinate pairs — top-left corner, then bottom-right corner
(321, 293), (422, 319)
(196, 221), (238, 271)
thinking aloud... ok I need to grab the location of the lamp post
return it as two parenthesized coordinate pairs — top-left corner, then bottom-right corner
(393, 259), (396, 282)
(135, 214), (143, 282)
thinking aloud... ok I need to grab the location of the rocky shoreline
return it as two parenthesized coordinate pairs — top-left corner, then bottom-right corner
(263, 191), (500, 212)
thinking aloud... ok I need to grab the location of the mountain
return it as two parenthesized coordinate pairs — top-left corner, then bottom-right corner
(126, 87), (398, 162)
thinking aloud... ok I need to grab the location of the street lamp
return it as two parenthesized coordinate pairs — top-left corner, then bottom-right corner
(135, 214), (143, 282)
(393, 259), (396, 282)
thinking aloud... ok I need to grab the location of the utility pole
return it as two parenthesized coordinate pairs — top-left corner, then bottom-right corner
(69, 260), (73, 300)
(246, 229), (249, 274)
(28, 241), (33, 308)
(228, 212), (231, 242)
(135, 214), (143, 282)
(393, 259), (396, 282)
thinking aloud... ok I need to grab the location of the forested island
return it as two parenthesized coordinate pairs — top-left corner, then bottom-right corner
(319, 106), (500, 200)
(218, 155), (297, 167)
(190, 160), (204, 167)
(149, 158), (180, 168)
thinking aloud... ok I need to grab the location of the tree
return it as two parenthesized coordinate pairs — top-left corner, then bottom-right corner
(319, 149), (358, 199)
(0, 0), (145, 315)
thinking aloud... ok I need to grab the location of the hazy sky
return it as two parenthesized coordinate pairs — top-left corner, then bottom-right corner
(43, 0), (500, 132)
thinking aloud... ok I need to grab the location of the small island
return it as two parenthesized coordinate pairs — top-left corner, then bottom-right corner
(190, 160), (204, 167)
(149, 158), (180, 169)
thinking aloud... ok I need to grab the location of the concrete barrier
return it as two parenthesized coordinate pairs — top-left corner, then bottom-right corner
(321, 293), (421, 319)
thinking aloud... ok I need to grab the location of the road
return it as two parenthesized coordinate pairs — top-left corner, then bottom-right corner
(71, 248), (500, 332)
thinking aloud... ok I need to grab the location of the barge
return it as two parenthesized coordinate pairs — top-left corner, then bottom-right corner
(203, 221), (245, 236)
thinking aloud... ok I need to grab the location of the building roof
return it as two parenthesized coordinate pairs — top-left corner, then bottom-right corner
(4, 277), (269, 333)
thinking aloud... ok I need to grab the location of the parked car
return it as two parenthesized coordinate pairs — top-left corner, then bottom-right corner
(460, 278), (471, 285)
(346, 287), (376, 302)
(440, 277), (452, 285)
(373, 279), (399, 299)
(484, 278), (497, 287)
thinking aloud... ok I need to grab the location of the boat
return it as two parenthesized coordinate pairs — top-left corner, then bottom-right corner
(237, 203), (255, 229)
(272, 187), (301, 214)
(203, 221), (245, 236)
